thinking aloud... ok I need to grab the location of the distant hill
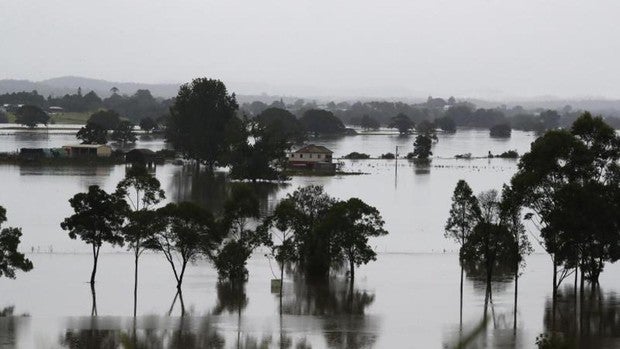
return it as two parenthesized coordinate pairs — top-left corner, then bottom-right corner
(0, 76), (180, 99)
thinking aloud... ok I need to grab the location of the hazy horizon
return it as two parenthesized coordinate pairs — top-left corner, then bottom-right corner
(2, 0), (620, 100)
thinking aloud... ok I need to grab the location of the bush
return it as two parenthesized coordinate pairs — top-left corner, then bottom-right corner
(344, 152), (370, 159)
(406, 152), (415, 159)
(497, 150), (519, 158)
(380, 153), (395, 159)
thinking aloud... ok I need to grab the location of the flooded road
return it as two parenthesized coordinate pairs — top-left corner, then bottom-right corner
(0, 129), (617, 348)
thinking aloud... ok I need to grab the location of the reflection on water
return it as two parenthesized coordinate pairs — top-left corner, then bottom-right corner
(60, 316), (225, 349)
(168, 167), (286, 216)
(0, 306), (27, 348)
(543, 286), (620, 348)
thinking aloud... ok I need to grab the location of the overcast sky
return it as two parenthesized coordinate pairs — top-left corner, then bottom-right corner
(2, 0), (620, 99)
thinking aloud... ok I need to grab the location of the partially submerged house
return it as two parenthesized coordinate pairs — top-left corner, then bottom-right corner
(288, 144), (335, 172)
(62, 144), (112, 158)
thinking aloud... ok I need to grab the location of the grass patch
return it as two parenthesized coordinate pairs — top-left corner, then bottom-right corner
(49, 112), (91, 124)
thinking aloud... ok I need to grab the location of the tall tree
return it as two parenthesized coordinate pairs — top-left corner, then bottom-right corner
(149, 202), (220, 315)
(445, 180), (481, 327)
(412, 134), (433, 159)
(499, 185), (532, 329)
(60, 186), (127, 285)
(116, 167), (165, 317)
(389, 113), (414, 135)
(166, 78), (241, 171)
(0, 206), (33, 279)
(88, 110), (121, 130)
(214, 186), (264, 281)
(323, 198), (388, 286)
(15, 105), (49, 128)
(299, 109), (346, 135)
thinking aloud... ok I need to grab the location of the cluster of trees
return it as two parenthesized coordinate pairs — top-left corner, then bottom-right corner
(76, 110), (137, 145)
(0, 88), (172, 122)
(166, 78), (349, 179)
(61, 169), (388, 315)
(445, 112), (620, 329)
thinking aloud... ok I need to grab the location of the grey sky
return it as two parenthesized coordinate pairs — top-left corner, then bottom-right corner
(2, 0), (619, 99)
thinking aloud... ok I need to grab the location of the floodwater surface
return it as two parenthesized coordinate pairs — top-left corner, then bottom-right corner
(0, 129), (617, 348)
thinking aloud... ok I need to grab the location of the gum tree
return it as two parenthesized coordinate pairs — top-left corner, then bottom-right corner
(0, 206), (33, 279)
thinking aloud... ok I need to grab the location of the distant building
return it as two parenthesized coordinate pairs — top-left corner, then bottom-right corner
(288, 144), (334, 171)
(62, 144), (112, 158)
(48, 106), (64, 113)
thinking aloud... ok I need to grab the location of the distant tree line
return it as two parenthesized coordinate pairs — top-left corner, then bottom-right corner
(0, 88), (172, 122)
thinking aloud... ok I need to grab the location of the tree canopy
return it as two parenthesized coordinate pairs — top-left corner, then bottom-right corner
(15, 105), (49, 128)
(299, 109), (346, 135)
(0, 206), (33, 279)
(76, 122), (108, 144)
(389, 113), (414, 135)
(166, 78), (241, 170)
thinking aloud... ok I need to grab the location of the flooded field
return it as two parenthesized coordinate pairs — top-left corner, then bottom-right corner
(0, 129), (618, 348)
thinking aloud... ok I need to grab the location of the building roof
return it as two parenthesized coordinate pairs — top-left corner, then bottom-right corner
(126, 148), (156, 155)
(63, 144), (110, 149)
(293, 144), (333, 154)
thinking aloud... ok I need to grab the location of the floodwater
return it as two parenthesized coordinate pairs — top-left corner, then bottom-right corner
(0, 128), (618, 348)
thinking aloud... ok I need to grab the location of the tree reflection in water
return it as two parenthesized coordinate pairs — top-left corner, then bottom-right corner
(282, 273), (379, 349)
(60, 316), (225, 349)
(168, 167), (286, 216)
(0, 306), (27, 348)
(542, 285), (620, 348)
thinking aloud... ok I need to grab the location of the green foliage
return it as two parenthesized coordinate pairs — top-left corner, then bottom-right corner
(380, 153), (395, 159)
(76, 122), (108, 144)
(490, 123), (511, 138)
(150, 202), (220, 289)
(214, 186), (264, 281)
(359, 114), (380, 130)
(110, 120), (137, 145)
(229, 116), (290, 181)
(445, 180), (481, 246)
(166, 78), (241, 169)
(255, 107), (306, 144)
(15, 105), (49, 128)
(139, 117), (158, 132)
(60, 185), (127, 284)
(0, 206), (33, 279)
(497, 150), (519, 158)
(300, 109), (345, 135)
(413, 134), (433, 159)
(344, 152), (370, 159)
(320, 198), (387, 278)
(511, 112), (620, 285)
(416, 120), (437, 140)
(116, 166), (165, 211)
(435, 116), (456, 133)
(87, 110), (121, 130)
(389, 113), (414, 135)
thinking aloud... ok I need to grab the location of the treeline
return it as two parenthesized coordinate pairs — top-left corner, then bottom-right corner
(241, 96), (620, 132)
(0, 89), (172, 121)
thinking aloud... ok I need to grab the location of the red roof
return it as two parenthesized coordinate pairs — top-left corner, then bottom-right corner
(293, 144), (333, 154)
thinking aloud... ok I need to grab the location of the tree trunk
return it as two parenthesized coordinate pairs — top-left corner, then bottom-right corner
(279, 264), (284, 315)
(552, 258), (557, 330)
(459, 266), (464, 330)
(90, 245), (100, 285)
(133, 247), (139, 317)
(90, 283), (98, 316)
(513, 269), (518, 331)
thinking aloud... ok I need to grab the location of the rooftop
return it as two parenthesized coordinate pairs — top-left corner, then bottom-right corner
(293, 144), (333, 154)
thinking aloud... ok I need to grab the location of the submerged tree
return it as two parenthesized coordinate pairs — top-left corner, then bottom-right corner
(412, 134), (433, 159)
(15, 105), (49, 128)
(389, 113), (414, 135)
(322, 198), (388, 285)
(116, 167), (165, 317)
(76, 122), (108, 144)
(111, 120), (137, 145)
(460, 190), (517, 319)
(214, 186), (264, 281)
(149, 202), (219, 314)
(445, 180), (481, 327)
(0, 206), (33, 279)
(60, 186), (127, 285)
(166, 78), (241, 171)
